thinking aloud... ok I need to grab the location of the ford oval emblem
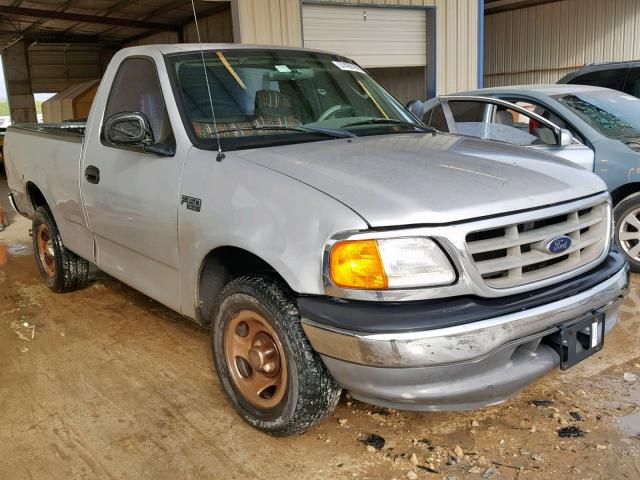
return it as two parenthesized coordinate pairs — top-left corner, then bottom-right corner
(546, 235), (572, 254)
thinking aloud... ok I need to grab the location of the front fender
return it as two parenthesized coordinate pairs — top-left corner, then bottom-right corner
(177, 148), (368, 319)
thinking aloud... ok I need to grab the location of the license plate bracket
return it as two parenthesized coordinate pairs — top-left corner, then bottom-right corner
(546, 313), (605, 370)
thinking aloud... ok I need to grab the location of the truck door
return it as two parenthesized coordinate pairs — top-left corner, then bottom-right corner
(81, 56), (183, 310)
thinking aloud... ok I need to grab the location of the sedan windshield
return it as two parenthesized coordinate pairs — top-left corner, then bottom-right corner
(552, 90), (640, 141)
(166, 49), (422, 150)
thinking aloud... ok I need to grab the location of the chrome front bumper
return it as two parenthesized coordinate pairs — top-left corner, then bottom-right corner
(303, 265), (628, 368)
(301, 263), (628, 410)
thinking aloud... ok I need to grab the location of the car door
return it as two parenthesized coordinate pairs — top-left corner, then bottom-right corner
(81, 56), (183, 310)
(424, 95), (595, 170)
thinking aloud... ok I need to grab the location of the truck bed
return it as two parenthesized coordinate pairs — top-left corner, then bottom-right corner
(9, 122), (86, 140)
(4, 121), (89, 256)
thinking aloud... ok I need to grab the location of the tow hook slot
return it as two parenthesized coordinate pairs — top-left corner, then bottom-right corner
(544, 312), (605, 370)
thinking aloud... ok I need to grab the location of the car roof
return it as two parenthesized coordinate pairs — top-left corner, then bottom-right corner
(118, 43), (345, 57)
(571, 60), (638, 70)
(463, 84), (616, 96)
(558, 60), (639, 83)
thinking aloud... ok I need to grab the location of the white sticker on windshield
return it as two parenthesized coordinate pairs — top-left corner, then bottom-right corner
(332, 61), (365, 74)
(275, 65), (291, 73)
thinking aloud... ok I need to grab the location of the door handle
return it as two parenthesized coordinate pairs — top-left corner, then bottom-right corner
(85, 165), (100, 184)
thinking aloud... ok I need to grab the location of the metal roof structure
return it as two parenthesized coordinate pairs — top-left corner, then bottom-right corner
(0, 0), (230, 49)
(0, 0), (232, 123)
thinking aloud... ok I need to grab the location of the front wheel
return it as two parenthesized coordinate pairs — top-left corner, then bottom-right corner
(32, 206), (90, 292)
(614, 194), (640, 272)
(211, 275), (341, 436)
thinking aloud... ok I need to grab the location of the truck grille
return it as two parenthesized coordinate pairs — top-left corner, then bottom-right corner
(466, 202), (608, 288)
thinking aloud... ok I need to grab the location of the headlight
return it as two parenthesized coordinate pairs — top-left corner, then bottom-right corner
(329, 237), (455, 290)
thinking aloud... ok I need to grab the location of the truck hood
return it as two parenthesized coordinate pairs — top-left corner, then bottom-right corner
(235, 133), (607, 227)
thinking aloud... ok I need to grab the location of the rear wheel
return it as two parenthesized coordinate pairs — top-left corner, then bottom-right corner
(212, 275), (341, 436)
(32, 206), (90, 292)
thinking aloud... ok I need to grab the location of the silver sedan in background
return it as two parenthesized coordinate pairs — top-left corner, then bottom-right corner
(422, 85), (640, 271)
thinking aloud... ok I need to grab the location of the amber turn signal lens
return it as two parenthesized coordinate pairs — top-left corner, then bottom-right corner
(329, 240), (388, 289)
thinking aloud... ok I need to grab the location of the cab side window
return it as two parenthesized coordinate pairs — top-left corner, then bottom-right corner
(104, 57), (174, 147)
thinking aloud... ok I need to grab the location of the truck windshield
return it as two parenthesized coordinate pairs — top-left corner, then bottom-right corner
(166, 49), (422, 150)
(552, 90), (640, 141)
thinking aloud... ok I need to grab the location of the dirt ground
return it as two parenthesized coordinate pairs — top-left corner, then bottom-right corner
(1, 181), (639, 480)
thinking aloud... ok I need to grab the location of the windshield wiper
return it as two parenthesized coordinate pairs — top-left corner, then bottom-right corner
(216, 124), (355, 139)
(342, 118), (436, 133)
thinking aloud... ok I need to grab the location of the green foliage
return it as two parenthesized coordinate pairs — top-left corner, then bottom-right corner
(0, 99), (44, 117)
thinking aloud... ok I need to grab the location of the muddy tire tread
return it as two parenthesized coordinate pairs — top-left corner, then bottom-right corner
(212, 275), (342, 436)
(32, 206), (90, 293)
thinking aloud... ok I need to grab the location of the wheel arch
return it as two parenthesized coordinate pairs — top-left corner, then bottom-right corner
(25, 181), (50, 214)
(611, 183), (640, 207)
(196, 246), (293, 326)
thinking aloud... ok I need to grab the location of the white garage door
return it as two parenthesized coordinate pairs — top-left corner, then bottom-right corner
(302, 4), (427, 68)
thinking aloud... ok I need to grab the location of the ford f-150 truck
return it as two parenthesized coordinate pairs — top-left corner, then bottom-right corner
(4, 44), (629, 436)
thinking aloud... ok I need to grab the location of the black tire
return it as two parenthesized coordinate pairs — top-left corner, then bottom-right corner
(32, 206), (90, 292)
(211, 275), (342, 436)
(614, 194), (640, 272)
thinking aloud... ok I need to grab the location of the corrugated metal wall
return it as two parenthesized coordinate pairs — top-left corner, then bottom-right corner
(485, 0), (640, 87)
(302, 5), (428, 68)
(312, 0), (479, 94)
(183, 9), (234, 43)
(234, 0), (303, 46)
(126, 9), (233, 46)
(125, 31), (179, 47)
(232, 0), (478, 95)
(367, 66), (427, 104)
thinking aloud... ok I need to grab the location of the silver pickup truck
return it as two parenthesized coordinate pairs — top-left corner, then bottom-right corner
(4, 44), (629, 436)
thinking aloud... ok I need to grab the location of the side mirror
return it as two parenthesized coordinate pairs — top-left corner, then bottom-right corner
(559, 128), (573, 147)
(104, 112), (154, 146)
(406, 99), (425, 119)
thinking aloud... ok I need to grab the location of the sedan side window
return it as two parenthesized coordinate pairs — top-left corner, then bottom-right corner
(424, 101), (489, 135)
(424, 104), (449, 132)
(492, 106), (557, 145)
(104, 57), (174, 148)
(441, 100), (555, 146)
(501, 98), (585, 145)
(448, 101), (487, 122)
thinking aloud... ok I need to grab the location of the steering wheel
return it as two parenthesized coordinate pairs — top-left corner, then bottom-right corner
(317, 104), (355, 121)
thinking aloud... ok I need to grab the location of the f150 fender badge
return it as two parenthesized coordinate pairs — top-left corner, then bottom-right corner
(545, 235), (572, 254)
(181, 195), (202, 212)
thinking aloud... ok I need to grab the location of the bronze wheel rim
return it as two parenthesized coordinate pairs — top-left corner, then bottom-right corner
(36, 224), (55, 278)
(224, 309), (288, 410)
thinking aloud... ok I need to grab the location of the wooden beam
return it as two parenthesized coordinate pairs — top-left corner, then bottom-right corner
(0, 5), (181, 31)
(179, 2), (231, 26)
(89, 0), (191, 39)
(60, 0), (141, 36)
(18, 0), (77, 37)
(2, 39), (37, 123)
(101, 0), (229, 40)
